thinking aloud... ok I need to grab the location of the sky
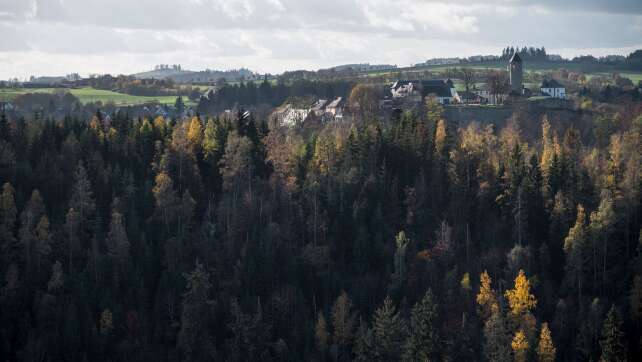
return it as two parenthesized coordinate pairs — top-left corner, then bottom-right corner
(0, 0), (641, 80)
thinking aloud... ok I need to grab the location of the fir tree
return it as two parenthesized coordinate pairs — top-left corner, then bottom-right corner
(483, 308), (512, 362)
(599, 306), (626, 362)
(178, 262), (214, 362)
(372, 296), (407, 361)
(403, 289), (440, 361)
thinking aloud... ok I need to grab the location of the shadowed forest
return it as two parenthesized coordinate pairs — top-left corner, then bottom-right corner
(0, 97), (640, 361)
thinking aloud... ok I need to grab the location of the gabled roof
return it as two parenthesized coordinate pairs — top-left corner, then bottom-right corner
(421, 79), (453, 98)
(312, 99), (328, 110)
(541, 79), (564, 88)
(327, 97), (343, 108)
(510, 52), (522, 63)
(391, 80), (412, 90)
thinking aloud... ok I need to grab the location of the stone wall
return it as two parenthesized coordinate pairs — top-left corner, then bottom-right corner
(443, 98), (594, 142)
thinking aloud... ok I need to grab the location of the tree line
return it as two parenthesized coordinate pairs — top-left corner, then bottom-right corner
(197, 78), (353, 114)
(0, 94), (640, 361)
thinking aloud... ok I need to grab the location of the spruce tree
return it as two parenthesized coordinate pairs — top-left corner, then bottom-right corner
(0, 182), (17, 261)
(403, 289), (440, 361)
(178, 262), (214, 362)
(483, 308), (511, 362)
(599, 306), (626, 362)
(372, 296), (407, 361)
(331, 291), (356, 358)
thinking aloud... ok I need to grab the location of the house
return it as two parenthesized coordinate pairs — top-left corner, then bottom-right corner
(458, 91), (487, 104)
(540, 79), (566, 99)
(420, 79), (460, 104)
(390, 81), (417, 99)
(0, 102), (14, 112)
(277, 105), (311, 127)
(391, 79), (458, 104)
(325, 97), (344, 121)
(311, 99), (328, 116)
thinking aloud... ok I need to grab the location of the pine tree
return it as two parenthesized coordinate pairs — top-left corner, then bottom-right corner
(599, 306), (626, 362)
(19, 190), (48, 280)
(226, 298), (270, 361)
(99, 309), (114, 335)
(315, 311), (329, 354)
(47, 260), (64, 293)
(354, 320), (375, 362)
(483, 308), (512, 362)
(389, 231), (410, 294)
(35, 215), (51, 269)
(106, 207), (130, 288)
(175, 96), (185, 117)
(178, 190), (195, 238)
(589, 191), (616, 292)
(564, 204), (589, 301)
(331, 291), (356, 355)
(372, 296), (407, 361)
(0, 108), (9, 141)
(178, 261), (214, 362)
(536, 322), (556, 362)
(68, 162), (95, 238)
(630, 275), (642, 322)
(403, 289), (440, 361)
(0, 182), (17, 261)
(64, 208), (80, 273)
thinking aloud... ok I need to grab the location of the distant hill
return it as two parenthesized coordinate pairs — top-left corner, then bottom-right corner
(132, 67), (259, 83)
(133, 68), (191, 80)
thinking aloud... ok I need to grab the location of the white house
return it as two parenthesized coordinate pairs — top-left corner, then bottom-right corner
(272, 104), (311, 127)
(325, 97), (344, 121)
(391, 79), (459, 105)
(541, 79), (566, 99)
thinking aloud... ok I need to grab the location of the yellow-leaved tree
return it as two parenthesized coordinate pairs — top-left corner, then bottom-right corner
(505, 269), (537, 316)
(536, 322), (556, 362)
(187, 116), (203, 152)
(511, 329), (529, 362)
(476, 270), (498, 320)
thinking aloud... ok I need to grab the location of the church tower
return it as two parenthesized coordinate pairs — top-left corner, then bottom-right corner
(509, 52), (523, 94)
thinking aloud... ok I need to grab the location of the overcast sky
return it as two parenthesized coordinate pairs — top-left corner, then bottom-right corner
(1, 0), (641, 79)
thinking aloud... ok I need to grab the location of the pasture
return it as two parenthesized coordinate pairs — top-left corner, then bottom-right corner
(0, 87), (186, 106)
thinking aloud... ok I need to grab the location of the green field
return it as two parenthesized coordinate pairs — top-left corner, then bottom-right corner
(0, 87), (186, 106)
(363, 61), (642, 83)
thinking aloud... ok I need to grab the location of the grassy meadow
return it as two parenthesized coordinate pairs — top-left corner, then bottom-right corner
(0, 87), (186, 106)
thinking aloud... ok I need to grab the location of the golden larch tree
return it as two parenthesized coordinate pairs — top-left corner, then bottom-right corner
(511, 329), (529, 362)
(536, 322), (556, 362)
(505, 269), (537, 316)
(477, 270), (498, 319)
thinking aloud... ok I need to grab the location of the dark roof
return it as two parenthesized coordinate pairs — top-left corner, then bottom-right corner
(459, 91), (480, 99)
(509, 52), (522, 63)
(420, 80), (453, 97)
(541, 79), (564, 88)
(391, 80), (412, 90)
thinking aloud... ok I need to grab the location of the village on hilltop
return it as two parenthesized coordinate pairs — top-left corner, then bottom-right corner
(272, 53), (569, 127)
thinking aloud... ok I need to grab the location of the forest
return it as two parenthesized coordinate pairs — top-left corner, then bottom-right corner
(0, 94), (640, 362)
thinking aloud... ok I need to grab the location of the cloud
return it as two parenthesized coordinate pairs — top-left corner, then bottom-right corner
(0, 0), (640, 79)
